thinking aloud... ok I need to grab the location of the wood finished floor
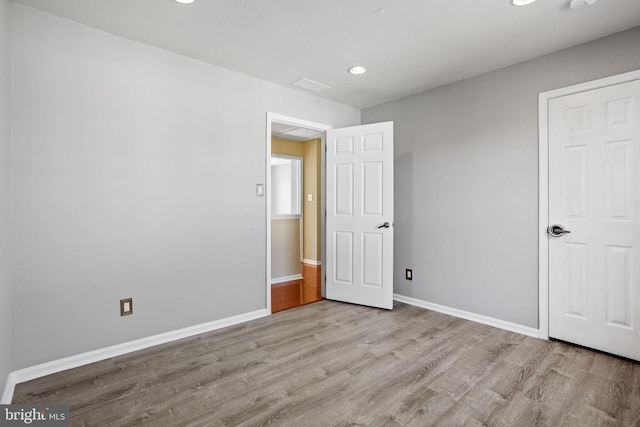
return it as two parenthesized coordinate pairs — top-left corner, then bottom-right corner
(13, 300), (640, 426)
(271, 263), (322, 313)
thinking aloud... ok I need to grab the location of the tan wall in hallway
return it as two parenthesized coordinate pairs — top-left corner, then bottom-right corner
(302, 138), (320, 263)
(272, 138), (304, 157)
(272, 137), (321, 264)
(271, 218), (301, 279)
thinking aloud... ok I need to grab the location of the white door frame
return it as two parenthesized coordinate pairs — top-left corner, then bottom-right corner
(266, 112), (332, 314)
(538, 69), (640, 340)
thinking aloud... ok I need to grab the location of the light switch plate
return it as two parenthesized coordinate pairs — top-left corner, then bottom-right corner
(120, 298), (133, 316)
(256, 184), (264, 197)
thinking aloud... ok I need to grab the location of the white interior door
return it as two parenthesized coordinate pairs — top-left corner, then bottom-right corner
(548, 79), (640, 360)
(326, 122), (394, 309)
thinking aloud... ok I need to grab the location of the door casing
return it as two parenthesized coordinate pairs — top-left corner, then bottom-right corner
(538, 69), (640, 339)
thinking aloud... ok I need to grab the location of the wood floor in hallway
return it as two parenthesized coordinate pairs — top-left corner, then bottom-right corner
(271, 263), (322, 313)
(12, 300), (640, 426)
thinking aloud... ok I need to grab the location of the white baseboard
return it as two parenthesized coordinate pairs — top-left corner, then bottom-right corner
(1, 308), (268, 404)
(302, 259), (322, 266)
(393, 294), (539, 339)
(271, 274), (303, 284)
(2, 297), (539, 403)
(1, 374), (15, 404)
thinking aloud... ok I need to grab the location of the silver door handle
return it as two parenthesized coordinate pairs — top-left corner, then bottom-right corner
(547, 224), (571, 237)
(377, 222), (390, 229)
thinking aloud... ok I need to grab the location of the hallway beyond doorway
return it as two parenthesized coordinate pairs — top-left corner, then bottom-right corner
(272, 263), (322, 313)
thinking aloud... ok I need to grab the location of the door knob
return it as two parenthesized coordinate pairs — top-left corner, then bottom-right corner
(547, 224), (571, 237)
(377, 222), (390, 229)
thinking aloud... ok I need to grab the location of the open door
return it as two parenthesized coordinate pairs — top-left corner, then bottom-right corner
(326, 122), (394, 309)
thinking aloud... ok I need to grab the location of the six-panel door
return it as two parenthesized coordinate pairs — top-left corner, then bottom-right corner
(548, 79), (640, 360)
(326, 122), (394, 310)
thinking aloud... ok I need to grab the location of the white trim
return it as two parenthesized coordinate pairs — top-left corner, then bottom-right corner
(266, 113), (332, 313)
(538, 69), (640, 341)
(271, 274), (303, 284)
(266, 115), (273, 315)
(303, 259), (322, 266)
(271, 215), (302, 220)
(2, 374), (16, 404)
(538, 90), (550, 340)
(394, 294), (539, 338)
(1, 308), (268, 404)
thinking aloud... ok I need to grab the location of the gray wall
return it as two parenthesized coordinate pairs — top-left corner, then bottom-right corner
(11, 4), (360, 369)
(363, 26), (640, 329)
(0, 0), (12, 390)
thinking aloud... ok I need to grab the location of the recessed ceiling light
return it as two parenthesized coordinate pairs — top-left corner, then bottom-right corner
(174, 0), (195, 4)
(348, 66), (367, 75)
(510, 0), (537, 5)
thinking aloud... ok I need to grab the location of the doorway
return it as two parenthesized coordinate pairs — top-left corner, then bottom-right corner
(266, 113), (332, 314)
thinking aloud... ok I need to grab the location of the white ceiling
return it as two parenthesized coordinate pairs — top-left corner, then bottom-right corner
(13, 0), (640, 109)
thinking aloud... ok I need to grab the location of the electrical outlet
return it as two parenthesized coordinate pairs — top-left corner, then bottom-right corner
(120, 298), (133, 316)
(405, 269), (413, 280)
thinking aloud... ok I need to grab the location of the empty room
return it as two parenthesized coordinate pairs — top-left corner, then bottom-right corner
(1, 0), (640, 425)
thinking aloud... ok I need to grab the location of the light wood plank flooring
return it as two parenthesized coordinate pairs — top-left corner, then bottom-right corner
(13, 300), (640, 426)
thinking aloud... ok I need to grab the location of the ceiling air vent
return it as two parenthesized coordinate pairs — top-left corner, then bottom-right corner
(570, 0), (596, 8)
(291, 77), (330, 93)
